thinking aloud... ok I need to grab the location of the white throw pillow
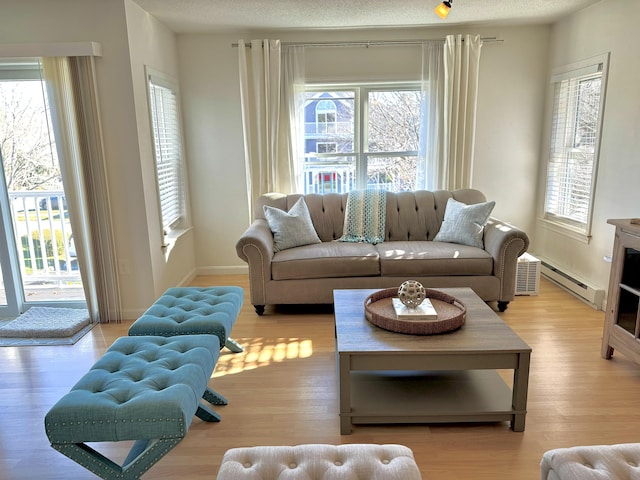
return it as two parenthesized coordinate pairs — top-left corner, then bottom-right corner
(263, 198), (321, 252)
(434, 198), (496, 249)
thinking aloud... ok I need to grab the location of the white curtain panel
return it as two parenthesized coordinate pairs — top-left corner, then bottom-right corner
(279, 45), (305, 194)
(42, 56), (122, 323)
(238, 39), (304, 219)
(418, 41), (445, 191)
(443, 34), (483, 190)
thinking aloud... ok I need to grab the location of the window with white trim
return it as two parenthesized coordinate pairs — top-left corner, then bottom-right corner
(315, 99), (337, 133)
(301, 84), (420, 194)
(146, 68), (188, 235)
(316, 142), (337, 153)
(544, 55), (609, 237)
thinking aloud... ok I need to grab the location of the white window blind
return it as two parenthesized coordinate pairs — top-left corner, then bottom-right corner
(544, 55), (608, 235)
(147, 70), (185, 232)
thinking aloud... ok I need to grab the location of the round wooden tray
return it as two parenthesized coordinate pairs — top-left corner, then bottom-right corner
(364, 288), (466, 335)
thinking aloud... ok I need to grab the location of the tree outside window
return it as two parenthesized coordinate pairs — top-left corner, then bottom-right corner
(0, 81), (61, 192)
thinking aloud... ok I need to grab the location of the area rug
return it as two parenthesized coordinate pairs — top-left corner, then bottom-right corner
(0, 307), (92, 345)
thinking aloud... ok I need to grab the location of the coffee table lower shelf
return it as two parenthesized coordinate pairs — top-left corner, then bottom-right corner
(343, 370), (522, 432)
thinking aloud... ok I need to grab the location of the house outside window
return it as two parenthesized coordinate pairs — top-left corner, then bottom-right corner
(146, 67), (189, 238)
(315, 99), (337, 134)
(301, 84), (420, 194)
(543, 54), (609, 239)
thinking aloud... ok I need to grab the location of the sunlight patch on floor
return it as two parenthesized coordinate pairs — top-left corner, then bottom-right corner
(213, 337), (313, 377)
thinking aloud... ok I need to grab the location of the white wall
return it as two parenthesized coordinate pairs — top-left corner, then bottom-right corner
(473, 27), (549, 236)
(0, 0), (196, 319)
(123, 0), (197, 305)
(0, 0), (149, 318)
(178, 33), (250, 275)
(178, 25), (550, 272)
(533, 0), (640, 296)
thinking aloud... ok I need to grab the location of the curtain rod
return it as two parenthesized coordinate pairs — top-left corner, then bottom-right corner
(231, 37), (501, 48)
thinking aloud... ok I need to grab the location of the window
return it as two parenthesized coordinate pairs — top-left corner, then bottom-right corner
(544, 55), (609, 237)
(301, 85), (420, 194)
(315, 99), (337, 133)
(316, 142), (337, 153)
(146, 68), (188, 235)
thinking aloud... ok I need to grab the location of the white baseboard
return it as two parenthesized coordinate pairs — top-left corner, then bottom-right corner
(120, 308), (147, 322)
(177, 268), (198, 287)
(196, 265), (249, 276)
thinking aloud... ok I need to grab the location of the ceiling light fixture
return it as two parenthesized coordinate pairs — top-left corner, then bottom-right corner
(435, 0), (452, 20)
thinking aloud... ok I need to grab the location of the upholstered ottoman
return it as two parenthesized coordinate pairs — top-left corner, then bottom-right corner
(129, 286), (244, 353)
(541, 443), (640, 480)
(216, 444), (422, 479)
(45, 334), (227, 480)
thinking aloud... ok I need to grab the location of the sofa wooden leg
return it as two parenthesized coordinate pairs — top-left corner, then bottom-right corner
(254, 305), (265, 316)
(497, 301), (509, 312)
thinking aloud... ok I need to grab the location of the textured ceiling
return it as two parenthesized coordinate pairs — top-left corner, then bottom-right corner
(132, 0), (602, 34)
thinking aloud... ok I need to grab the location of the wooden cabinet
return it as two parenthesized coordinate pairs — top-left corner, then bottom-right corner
(601, 219), (640, 365)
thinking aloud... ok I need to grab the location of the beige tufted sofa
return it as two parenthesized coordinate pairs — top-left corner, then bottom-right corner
(541, 443), (640, 480)
(236, 189), (529, 315)
(216, 444), (422, 479)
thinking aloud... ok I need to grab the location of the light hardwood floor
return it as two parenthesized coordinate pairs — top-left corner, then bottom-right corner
(2, 275), (639, 479)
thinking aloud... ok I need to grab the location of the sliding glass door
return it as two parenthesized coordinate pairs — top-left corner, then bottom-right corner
(0, 58), (86, 317)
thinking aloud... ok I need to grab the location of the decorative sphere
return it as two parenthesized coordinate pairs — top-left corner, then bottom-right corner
(398, 280), (426, 309)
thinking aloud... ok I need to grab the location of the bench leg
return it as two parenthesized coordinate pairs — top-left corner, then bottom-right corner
(225, 337), (244, 353)
(52, 437), (181, 480)
(195, 386), (228, 422)
(203, 386), (228, 405)
(196, 404), (222, 422)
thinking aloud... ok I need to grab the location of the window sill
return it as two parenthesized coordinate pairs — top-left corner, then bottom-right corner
(162, 225), (193, 260)
(537, 218), (591, 244)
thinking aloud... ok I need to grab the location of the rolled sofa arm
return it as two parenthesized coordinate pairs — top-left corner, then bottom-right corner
(483, 218), (530, 305)
(235, 219), (274, 308)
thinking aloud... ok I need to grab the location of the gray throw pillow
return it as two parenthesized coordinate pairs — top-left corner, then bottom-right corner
(263, 198), (321, 252)
(434, 198), (496, 249)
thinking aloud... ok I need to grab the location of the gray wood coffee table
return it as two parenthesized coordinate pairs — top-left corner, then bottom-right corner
(334, 287), (531, 434)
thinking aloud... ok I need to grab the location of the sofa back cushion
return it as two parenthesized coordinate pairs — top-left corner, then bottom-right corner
(254, 189), (487, 243)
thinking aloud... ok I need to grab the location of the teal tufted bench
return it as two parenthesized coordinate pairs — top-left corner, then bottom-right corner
(45, 334), (227, 480)
(128, 286), (244, 353)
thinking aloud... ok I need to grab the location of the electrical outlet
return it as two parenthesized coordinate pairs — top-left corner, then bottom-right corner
(118, 258), (131, 275)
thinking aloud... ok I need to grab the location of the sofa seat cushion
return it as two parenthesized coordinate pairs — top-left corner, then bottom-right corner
(271, 242), (380, 280)
(376, 241), (493, 276)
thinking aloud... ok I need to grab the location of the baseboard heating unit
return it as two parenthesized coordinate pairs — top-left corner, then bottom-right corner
(537, 257), (605, 310)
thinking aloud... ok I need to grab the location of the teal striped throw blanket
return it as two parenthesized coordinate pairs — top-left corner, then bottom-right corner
(338, 189), (387, 244)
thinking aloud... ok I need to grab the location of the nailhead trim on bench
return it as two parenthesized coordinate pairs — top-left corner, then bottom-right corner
(45, 334), (224, 479)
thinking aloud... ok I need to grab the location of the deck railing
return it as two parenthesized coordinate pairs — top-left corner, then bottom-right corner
(7, 191), (81, 289)
(301, 161), (393, 194)
(303, 163), (356, 194)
